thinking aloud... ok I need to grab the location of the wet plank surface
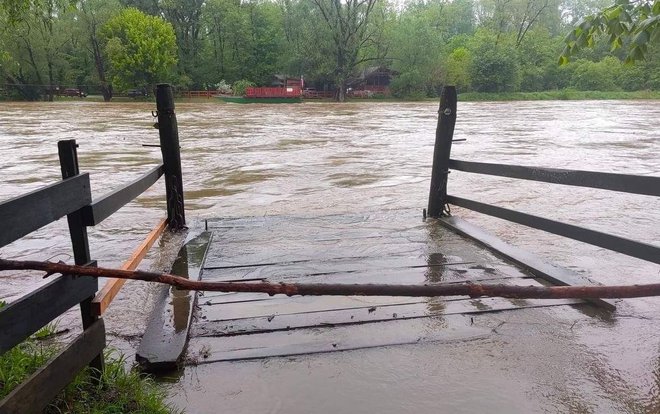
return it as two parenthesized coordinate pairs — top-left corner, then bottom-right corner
(187, 209), (588, 363)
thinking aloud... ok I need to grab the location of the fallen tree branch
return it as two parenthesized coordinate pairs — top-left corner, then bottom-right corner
(0, 258), (657, 299)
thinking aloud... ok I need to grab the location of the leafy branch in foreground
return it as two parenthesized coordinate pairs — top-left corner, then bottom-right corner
(561, 0), (660, 64)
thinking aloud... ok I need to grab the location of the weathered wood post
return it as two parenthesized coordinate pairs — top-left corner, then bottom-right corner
(58, 139), (104, 376)
(156, 84), (186, 230)
(427, 86), (457, 217)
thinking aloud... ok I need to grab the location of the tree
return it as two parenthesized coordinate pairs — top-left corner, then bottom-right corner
(77, 0), (118, 101)
(161, 0), (205, 87)
(278, 0), (336, 85)
(101, 8), (178, 91)
(468, 30), (521, 91)
(311, 0), (386, 101)
(1, 0), (73, 100)
(560, 0), (660, 63)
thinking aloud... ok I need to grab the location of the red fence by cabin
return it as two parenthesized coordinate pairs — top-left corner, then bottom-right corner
(246, 87), (301, 98)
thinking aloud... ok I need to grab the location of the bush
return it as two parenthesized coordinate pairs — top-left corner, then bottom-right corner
(231, 79), (255, 96)
(570, 57), (622, 91)
(469, 43), (520, 92)
(444, 47), (472, 91)
(390, 70), (427, 99)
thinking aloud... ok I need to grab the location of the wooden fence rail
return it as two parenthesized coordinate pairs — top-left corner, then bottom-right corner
(447, 159), (660, 197)
(428, 85), (660, 267)
(0, 83), (185, 413)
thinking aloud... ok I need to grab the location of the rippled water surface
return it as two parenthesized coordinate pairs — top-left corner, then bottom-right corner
(0, 99), (659, 413)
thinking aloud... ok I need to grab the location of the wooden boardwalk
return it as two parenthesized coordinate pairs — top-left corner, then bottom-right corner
(183, 209), (588, 364)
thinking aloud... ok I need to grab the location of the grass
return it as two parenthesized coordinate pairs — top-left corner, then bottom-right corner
(0, 301), (179, 413)
(457, 89), (660, 102)
(47, 352), (180, 414)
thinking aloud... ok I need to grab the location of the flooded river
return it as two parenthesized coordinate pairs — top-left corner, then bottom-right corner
(0, 99), (659, 413)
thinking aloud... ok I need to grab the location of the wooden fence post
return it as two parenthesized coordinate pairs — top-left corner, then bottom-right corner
(57, 139), (105, 376)
(156, 84), (186, 230)
(427, 86), (458, 217)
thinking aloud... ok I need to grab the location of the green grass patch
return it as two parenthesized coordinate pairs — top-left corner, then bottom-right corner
(457, 89), (660, 102)
(0, 300), (178, 413)
(48, 352), (180, 414)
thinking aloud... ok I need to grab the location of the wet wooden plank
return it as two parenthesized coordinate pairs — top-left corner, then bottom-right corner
(0, 174), (91, 248)
(186, 316), (490, 363)
(439, 216), (616, 310)
(0, 275), (97, 354)
(136, 232), (212, 372)
(189, 210), (602, 362)
(193, 297), (583, 337)
(202, 256), (479, 282)
(198, 273), (526, 306)
(0, 319), (105, 414)
(203, 212), (460, 255)
(196, 278), (550, 322)
(92, 218), (167, 316)
(203, 232), (460, 268)
(199, 295), (426, 322)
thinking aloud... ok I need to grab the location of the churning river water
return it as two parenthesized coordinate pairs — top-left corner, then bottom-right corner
(0, 99), (659, 413)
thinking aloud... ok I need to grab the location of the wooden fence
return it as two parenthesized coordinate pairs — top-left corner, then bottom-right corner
(246, 87), (301, 98)
(428, 86), (660, 279)
(0, 84), (185, 413)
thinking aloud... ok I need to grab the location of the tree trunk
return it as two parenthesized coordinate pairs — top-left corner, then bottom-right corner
(47, 61), (55, 102)
(337, 81), (346, 102)
(90, 34), (112, 102)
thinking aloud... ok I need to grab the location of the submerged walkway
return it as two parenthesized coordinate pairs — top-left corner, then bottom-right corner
(184, 209), (589, 364)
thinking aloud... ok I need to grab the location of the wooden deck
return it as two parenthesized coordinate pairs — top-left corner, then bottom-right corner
(182, 209), (592, 364)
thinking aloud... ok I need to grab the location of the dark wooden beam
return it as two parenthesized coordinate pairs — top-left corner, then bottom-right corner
(58, 139), (104, 375)
(0, 174), (91, 248)
(81, 164), (164, 226)
(156, 84), (186, 229)
(0, 274), (98, 354)
(428, 86), (457, 217)
(446, 195), (660, 266)
(448, 159), (660, 197)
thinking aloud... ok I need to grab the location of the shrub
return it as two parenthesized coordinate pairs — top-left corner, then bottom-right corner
(231, 79), (255, 96)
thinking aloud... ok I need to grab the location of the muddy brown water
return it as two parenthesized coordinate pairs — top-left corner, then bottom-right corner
(0, 100), (659, 413)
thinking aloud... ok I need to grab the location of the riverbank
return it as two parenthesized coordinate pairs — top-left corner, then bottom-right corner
(457, 89), (660, 101)
(3, 89), (659, 104)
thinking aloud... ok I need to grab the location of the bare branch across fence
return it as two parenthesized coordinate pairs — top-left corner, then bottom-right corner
(0, 258), (657, 300)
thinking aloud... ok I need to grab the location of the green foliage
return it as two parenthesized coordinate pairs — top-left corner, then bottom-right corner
(561, 0), (660, 63)
(468, 33), (521, 92)
(1, 0), (659, 100)
(48, 351), (180, 414)
(231, 79), (254, 96)
(569, 56), (622, 89)
(0, 340), (56, 399)
(445, 47), (473, 91)
(102, 8), (178, 91)
(390, 70), (427, 99)
(459, 89), (660, 100)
